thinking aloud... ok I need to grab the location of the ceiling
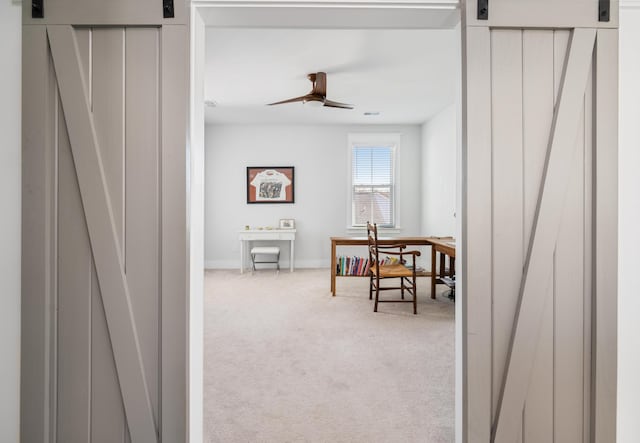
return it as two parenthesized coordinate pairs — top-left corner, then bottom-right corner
(204, 28), (459, 125)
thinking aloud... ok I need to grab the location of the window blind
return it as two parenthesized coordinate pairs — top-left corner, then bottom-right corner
(351, 146), (394, 227)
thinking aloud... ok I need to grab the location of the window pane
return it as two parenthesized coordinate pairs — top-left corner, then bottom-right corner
(351, 145), (394, 226)
(352, 146), (392, 185)
(353, 186), (393, 226)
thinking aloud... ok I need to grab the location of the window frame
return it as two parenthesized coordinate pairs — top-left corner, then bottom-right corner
(347, 133), (401, 231)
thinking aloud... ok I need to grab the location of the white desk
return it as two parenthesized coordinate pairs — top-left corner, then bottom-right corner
(239, 229), (296, 273)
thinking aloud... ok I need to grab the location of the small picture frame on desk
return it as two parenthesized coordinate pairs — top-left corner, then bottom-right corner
(279, 219), (295, 229)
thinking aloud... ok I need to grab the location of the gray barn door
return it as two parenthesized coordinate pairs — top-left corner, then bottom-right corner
(21, 1), (189, 442)
(462, 1), (617, 442)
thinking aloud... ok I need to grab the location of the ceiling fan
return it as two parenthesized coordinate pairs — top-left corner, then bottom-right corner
(267, 72), (354, 109)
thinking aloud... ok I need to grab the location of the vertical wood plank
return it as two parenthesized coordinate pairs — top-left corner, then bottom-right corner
(47, 38), (60, 443)
(93, 27), (126, 260)
(85, 26), (128, 443)
(493, 28), (596, 443)
(126, 27), (161, 424)
(490, 28), (524, 426)
(593, 28), (618, 443)
(56, 96), (92, 443)
(75, 28), (91, 109)
(462, 25), (492, 443)
(91, 262), (127, 443)
(525, 293), (554, 443)
(553, 70), (587, 443)
(582, 59), (594, 443)
(21, 25), (52, 443)
(554, 31), (572, 103)
(161, 25), (189, 442)
(523, 33), (554, 249)
(521, 30), (554, 443)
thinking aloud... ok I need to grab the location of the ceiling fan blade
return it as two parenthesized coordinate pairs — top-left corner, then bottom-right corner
(269, 73), (353, 109)
(312, 72), (327, 97)
(323, 99), (353, 110)
(267, 94), (309, 106)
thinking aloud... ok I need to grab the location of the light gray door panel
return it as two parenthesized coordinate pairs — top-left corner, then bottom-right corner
(48, 25), (157, 442)
(462, 1), (618, 441)
(22, 4), (188, 441)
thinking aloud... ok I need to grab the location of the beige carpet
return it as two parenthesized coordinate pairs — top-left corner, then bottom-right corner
(204, 269), (455, 443)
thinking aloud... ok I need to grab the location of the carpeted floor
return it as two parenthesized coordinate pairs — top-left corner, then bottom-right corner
(204, 269), (455, 443)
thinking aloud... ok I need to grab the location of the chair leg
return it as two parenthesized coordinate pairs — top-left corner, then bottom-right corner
(374, 278), (379, 312)
(401, 277), (405, 300)
(413, 280), (417, 315)
(369, 275), (373, 300)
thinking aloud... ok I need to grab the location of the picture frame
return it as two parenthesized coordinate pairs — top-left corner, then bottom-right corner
(279, 219), (295, 229)
(246, 166), (295, 204)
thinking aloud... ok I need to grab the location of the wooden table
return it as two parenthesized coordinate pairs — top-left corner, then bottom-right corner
(330, 236), (454, 298)
(429, 238), (456, 298)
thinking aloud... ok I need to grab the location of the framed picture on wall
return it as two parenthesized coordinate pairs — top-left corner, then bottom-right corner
(246, 166), (295, 204)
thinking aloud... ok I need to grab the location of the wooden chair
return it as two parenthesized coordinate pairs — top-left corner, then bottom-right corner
(366, 222), (421, 314)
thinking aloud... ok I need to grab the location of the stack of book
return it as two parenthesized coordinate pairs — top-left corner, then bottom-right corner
(336, 255), (400, 276)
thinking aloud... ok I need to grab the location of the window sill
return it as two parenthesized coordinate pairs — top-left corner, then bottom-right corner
(346, 226), (402, 235)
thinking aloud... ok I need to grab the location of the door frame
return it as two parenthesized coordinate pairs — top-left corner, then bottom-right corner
(189, 2), (620, 443)
(187, 1), (463, 442)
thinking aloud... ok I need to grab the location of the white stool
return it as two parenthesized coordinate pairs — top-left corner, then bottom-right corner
(250, 246), (280, 272)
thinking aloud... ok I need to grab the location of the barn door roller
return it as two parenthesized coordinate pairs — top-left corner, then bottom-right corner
(599, 0), (610, 22)
(163, 0), (174, 18)
(477, 0), (488, 20)
(32, 0), (44, 18)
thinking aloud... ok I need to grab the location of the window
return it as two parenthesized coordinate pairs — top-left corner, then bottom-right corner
(349, 134), (398, 228)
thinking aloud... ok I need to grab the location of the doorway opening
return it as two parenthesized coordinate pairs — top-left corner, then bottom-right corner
(189, 3), (463, 441)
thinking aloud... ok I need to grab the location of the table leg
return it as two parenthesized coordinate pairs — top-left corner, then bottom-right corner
(331, 240), (336, 296)
(290, 239), (294, 272)
(431, 245), (436, 299)
(240, 240), (244, 274)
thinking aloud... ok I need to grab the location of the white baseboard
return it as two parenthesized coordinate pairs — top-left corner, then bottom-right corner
(205, 260), (237, 269)
(204, 258), (329, 270)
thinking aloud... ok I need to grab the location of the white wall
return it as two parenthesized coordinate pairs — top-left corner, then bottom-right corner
(204, 124), (423, 268)
(421, 104), (457, 237)
(618, 7), (640, 442)
(0, 1), (21, 442)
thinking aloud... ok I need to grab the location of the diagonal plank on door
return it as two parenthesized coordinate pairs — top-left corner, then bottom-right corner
(492, 28), (596, 443)
(46, 25), (157, 443)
